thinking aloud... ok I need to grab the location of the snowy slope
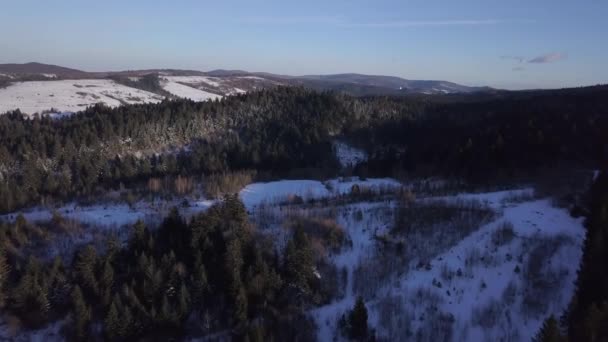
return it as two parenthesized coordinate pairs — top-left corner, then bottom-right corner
(311, 189), (584, 341)
(0, 79), (164, 115)
(160, 78), (223, 101)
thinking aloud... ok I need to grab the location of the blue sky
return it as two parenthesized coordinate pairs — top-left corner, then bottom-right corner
(1, 0), (607, 89)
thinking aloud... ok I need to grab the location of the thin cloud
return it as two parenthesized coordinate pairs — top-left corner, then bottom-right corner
(528, 52), (567, 63)
(242, 16), (532, 28)
(512, 66), (525, 72)
(242, 15), (345, 25)
(345, 19), (505, 28)
(501, 55), (525, 63)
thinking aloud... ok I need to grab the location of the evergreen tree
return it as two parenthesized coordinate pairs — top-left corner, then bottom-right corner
(100, 259), (114, 307)
(104, 300), (121, 340)
(348, 296), (369, 341)
(73, 245), (99, 297)
(534, 316), (564, 342)
(0, 246), (9, 308)
(225, 238), (247, 324)
(71, 285), (91, 340)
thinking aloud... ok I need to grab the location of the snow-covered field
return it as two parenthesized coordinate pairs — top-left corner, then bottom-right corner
(160, 78), (222, 101)
(310, 189), (584, 341)
(0, 197), (216, 228)
(163, 76), (223, 87)
(0, 79), (164, 115)
(239, 177), (401, 210)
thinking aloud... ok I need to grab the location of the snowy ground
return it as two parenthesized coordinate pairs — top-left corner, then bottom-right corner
(0, 197), (216, 228)
(160, 77), (223, 101)
(239, 177), (402, 210)
(0, 79), (164, 115)
(310, 189), (584, 342)
(162, 76), (223, 87)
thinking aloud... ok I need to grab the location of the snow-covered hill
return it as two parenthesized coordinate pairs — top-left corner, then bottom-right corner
(0, 79), (164, 115)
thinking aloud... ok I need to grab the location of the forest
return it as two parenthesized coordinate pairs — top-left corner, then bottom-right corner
(1, 85), (607, 214)
(0, 85), (608, 341)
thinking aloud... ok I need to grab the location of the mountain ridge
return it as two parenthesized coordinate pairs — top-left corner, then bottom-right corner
(0, 62), (492, 95)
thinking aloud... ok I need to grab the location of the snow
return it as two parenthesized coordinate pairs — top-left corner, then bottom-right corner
(46, 111), (75, 119)
(238, 177), (402, 210)
(325, 177), (402, 195)
(0, 319), (65, 342)
(163, 76), (223, 87)
(333, 141), (367, 168)
(239, 180), (330, 209)
(309, 188), (584, 341)
(0, 79), (164, 115)
(160, 79), (222, 101)
(238, 76), (267, 81)
(0, 198), (217, 228)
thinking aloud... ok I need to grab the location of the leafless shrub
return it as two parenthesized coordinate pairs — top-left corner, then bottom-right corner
(502, 279), (518, 306)
(374, 296), (413, 340)
(472, 298), (503, 328)
(203, 170), (255, 198)
(284, 215), (347, 254)
(521, 235), (572, 317)
(491, 221), (516, 247)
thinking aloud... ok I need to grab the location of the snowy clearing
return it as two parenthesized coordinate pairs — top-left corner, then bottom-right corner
(238, 177), (402, 210)
(160, 78), (222, 101)
(163, 75), (223, 87)
(309, 189), (584, 341)
(0, 198), (216, 228)
(0, 79), (163, 115)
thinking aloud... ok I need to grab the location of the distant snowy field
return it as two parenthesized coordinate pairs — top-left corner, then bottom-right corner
(160, 77), (223, 101)
(0, 79), (164, 115)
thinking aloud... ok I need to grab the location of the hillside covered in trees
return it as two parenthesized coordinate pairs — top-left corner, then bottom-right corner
(1, 86), (607, 213)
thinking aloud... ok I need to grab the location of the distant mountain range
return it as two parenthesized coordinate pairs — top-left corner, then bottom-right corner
(0, 62), (493, 96)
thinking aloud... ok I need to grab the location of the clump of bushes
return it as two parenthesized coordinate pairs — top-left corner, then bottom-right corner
(285, 216), (347, 256)
(204, 170), (255, 198)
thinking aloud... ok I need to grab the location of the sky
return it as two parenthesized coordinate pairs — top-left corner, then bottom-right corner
(1, 0), (607, 89)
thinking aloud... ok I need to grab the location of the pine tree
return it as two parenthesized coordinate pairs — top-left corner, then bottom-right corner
(71, 285), (91, 340)
(74, 245), (99, 297)
(104, 300), (121, 340)
(284, 228), (315, 297)
(225, 238), (247, 324)
(348, 296), (369, 341)
(0, 246), (9, 308)
(100, 259), (114, 307)
(533, 315), (564, 342)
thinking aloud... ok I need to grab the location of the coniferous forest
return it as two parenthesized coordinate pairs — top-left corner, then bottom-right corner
(1, 85), (608, 341)
(1, 86), (607, 213)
